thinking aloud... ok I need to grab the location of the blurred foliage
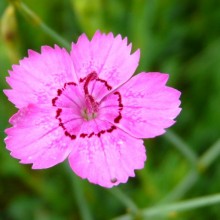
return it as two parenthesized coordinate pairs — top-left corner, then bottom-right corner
(0, 0), (220, 219)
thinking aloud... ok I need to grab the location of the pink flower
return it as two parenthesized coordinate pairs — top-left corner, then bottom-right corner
(4, 31), (181, 187)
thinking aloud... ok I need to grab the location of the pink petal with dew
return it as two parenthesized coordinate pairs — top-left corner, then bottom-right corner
(71, 31), (140, 99)
(100, 72), (181, 138)
(68, 119), (146, 188)
(4, 45), (77, 108)
(5, 104), (81, 169)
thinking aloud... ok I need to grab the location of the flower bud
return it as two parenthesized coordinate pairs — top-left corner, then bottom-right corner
(1, 5), (20, 63)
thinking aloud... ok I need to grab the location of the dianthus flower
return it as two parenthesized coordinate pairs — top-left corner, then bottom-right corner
(4, 31), (181, 187)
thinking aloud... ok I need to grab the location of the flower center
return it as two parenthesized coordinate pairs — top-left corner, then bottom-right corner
(81, 72), (99, 121)
(81, 108), (97, 121)
(51, 72), (123, 140)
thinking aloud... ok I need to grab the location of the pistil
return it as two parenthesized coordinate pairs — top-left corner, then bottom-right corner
(82, 72), (99, 120)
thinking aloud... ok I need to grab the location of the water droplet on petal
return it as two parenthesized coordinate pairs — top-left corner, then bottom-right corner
(111, 178), (117, 183)
(117, 140), (124, 145)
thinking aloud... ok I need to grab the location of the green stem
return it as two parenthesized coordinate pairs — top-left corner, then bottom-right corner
(198, 139), (220, 171)
(165, 130), (197, 165)
(65, 163), (93, 220)
(109, 187), (139, 215)
(159, 139), (220, 204)
(114, 193), (220, 220)
(8, 0), (70, 48)
(143, 193), (220, 217)
(160, 169), (198, 203)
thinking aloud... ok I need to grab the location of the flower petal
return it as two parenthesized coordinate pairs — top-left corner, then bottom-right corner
(68, 119), (146, 188)
(5, 104), (78, 169)
(70, 31), (140, 99)
(4, 45), (77, 108)
(99, 72), (181, 138)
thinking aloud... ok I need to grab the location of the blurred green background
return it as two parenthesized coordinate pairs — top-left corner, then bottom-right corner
(0, 0), (220, 219)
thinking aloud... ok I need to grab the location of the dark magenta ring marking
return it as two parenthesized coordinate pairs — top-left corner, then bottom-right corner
(52, 72), (123, 140)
